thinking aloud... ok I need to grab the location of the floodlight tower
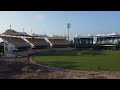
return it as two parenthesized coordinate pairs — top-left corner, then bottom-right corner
(10, 25), (11, 29)
(67, 23), (71, 41)
(23, 28), (24, 32)
(22, 28), (25, 39)
(31, 29), (32, 35)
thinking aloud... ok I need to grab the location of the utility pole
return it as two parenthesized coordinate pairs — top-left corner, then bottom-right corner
(67, 23), (71, 41)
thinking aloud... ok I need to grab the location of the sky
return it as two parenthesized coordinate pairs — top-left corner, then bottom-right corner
(0, 11), (120, 41)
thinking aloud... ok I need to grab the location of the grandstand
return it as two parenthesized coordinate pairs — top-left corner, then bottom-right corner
(48, 35), (69, 48)
(0, 35), (31, 57)
(0, 42), (4, 54)
(1, 25), (120, 57)
(94, 32), (120, 50)
(74, 34), (94, 48)
(96, 32), (120, 45)
(25, 37), (50, 49)
(0, 35), (31, 51)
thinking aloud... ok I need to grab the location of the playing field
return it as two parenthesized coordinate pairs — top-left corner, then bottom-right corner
(32, 50), (120, 71)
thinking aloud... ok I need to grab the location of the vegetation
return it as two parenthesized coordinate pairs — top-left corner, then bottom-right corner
(32, 50), (120, 71)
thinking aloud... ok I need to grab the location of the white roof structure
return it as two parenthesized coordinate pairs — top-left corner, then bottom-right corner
(108, 32), (119, 36)
(96, 33), (106, 36)
(96, 32), (120, 37)
(86, 34), (93, 36)
(30, 33), (48, 38)
(74, 34), (93, 38)
(74, 34), (80, 38)
(101, 34), (106, 36)
(96, 33), (101, 36)
(48, 35), (67, 39)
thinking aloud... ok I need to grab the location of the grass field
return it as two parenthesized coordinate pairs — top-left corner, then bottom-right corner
(32, 50), (120, 71)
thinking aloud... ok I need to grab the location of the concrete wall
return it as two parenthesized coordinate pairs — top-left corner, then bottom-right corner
(3, 40), (16, 53)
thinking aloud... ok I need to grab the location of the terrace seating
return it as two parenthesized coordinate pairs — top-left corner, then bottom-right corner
(48, 39), (69, 45)
(26, 38), (49, 47)
(48, 39), (69, 48)
(0, 36), (30, 48)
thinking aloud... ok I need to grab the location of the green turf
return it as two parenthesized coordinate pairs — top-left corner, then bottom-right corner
(32, 50), (120, 71)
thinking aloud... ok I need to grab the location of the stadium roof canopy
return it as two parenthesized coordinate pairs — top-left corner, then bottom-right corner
(17, 32), (30, 36)
(48, 35), (68, 39)
(74, 34), (93, 38)
(1, 29), (30, 36)
(96, 32), (120, 37)
(28, 33), (48, 38)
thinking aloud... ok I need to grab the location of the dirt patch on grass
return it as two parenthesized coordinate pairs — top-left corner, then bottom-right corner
(14, 71), (120, 79)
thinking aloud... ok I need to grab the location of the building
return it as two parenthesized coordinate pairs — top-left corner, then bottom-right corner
(96, 32), (120, 45)
(95, 32), (120, 50)
(74, 34), (94, 48)
(0, 35), (31, 52)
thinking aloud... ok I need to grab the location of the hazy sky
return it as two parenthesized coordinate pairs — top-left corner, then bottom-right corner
(0, 11), (120, 40)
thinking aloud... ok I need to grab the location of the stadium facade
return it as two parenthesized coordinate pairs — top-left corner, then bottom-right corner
(74, 34), (94, 48)
(0, 28), (70, 57)
(0, 27), (120, 57)
(96, 32), (120, 45)
(73, 32), (120, 49)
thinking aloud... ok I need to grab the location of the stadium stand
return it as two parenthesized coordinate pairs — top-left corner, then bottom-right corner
(0, 42), (4, 54)
(0, 36), (31, 49)
(48, 38), (69, 48)
(25, 37), (50, 49)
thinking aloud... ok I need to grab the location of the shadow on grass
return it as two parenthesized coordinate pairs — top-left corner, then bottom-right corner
(43, 61), (110, 71)
(40, 51), (79, 56)
(40, 50), (107, 56)
(80, 50), (106, 56)
(43, 61), (79, 69)
(43, 50), (106, 56)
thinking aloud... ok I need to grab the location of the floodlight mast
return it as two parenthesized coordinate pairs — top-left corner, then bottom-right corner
(23, 28), (24, 32)
(67, 23), (71, 41)
(10, 25), (11, 29)
(31, 29), (32, 35)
